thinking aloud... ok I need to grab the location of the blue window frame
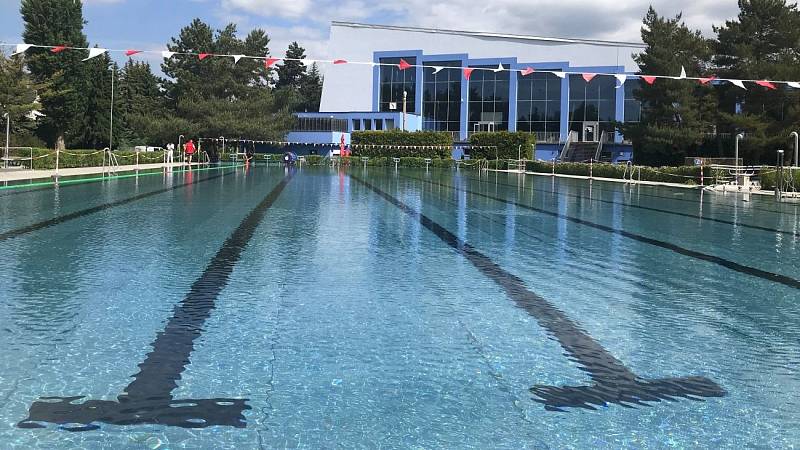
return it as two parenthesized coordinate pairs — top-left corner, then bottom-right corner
(516, 72), (562, 136)
(422, 61), (462, 133)
(468, 65), (510, 133)
(379, 57), (417, 113)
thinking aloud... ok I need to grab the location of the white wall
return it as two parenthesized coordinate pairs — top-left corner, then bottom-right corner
(320, 23), (643, 112)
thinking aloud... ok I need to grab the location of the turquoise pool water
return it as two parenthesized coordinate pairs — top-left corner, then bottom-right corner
(0, 165), (798, 448)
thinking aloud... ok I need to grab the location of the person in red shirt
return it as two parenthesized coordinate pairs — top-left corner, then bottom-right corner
(184, 139), (196, 165)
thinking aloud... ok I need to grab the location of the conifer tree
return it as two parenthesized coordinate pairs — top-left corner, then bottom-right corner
(0, 51), (40, 144)
(275, 42), (307, 90)
(21, 0), (90, 149)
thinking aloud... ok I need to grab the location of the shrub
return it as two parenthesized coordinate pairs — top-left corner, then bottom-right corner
(760, 168), (800, 190)
(524, 160), (711, 185)
(469, 131), (535, 160)
(351, 130), (452, 158)
(6, 148), (168, 170)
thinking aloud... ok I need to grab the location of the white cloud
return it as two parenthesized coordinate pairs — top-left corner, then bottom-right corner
(216, 0), (740, 65)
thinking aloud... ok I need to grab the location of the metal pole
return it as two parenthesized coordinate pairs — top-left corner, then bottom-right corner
(790, 131), (799, 167)
(735, 133), (744, 184)
(402, 91), (407, 131)
(776, 149), (785, 199)
(109, 66), (115, 149)
(3, 113), (9, 170)
(178, 135), (185, 164)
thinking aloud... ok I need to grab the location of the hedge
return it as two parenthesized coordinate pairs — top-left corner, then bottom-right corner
(351, 130), (452, 158)
(517, 160), (714, 185)
(760, 168), (800, 191)
(469, 131), (535, 160)
(6, 148), (168, 170)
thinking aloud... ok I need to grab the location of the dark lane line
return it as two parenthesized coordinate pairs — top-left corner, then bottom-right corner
(0, 169), (233, 243)
(19, 171), (295, 430)
(463, 174), (799, 237)
(405, 175), (800, 290)
(350, 173), (725, 411)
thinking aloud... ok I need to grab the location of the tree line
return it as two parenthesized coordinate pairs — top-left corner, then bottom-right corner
(0, 0), (322, 151)
(624, 0), (800, 165)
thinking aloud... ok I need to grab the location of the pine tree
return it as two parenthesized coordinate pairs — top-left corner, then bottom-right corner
(620, 7), (718, 165)
(75, 52), (115, 149)
(21, 0), (90, 150)
(714, 0), (800, 162)
(298, 63), (323, 112)
(275, 42), (307, 90)
(0, 51), (41, 144)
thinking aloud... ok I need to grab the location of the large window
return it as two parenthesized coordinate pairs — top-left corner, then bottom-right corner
(624, 79), (642, 123)
(379, 57), (417, 113)
(468, 65), (510, 134)
(422, 61), (462, 133)
(568, 75), (616, 139)
(517, 72), (562, 139)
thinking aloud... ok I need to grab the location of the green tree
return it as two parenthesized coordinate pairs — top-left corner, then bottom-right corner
(275, 42), (307, 90)
(0, 51), (41, 145)
(74, 52), (116, 149)
(21, 0), (90, 149)
(297, 63), (323, 112)
(620, 7), (718, 165)
(714, 0), (800, 162)
(117, 60), (167, 146)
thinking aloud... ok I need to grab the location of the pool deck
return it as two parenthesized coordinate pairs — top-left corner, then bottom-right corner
(0, 162), (201, 183)
(492, 169), (699, 189)
(492, 169), (796, 198)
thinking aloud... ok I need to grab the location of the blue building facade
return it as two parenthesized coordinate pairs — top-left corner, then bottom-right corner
(288, 22), (644, 162)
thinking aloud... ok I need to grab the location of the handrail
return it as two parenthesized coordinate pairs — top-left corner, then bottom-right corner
(558, 131), (577, 162)
(594, 131), (606, 161)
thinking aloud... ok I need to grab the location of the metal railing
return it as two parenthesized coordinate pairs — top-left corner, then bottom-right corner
(558, 131), (578, 162)
(535, 132), (562, 144)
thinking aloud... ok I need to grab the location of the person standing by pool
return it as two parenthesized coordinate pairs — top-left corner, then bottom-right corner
(165, 143), (174, 164)
(184, 139), (196, 166)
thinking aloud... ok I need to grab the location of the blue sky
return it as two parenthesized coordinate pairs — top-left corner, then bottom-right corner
(1, 0), (739, 69)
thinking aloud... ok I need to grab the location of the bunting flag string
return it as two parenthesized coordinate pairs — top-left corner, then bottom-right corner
(82, 48), (107, 61)
(3, 42), (800, 89)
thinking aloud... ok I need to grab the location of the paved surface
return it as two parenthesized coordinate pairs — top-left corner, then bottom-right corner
(0, 162), (199, 183)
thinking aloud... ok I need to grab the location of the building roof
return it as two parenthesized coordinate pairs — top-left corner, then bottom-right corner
(331, 21), (646, 49)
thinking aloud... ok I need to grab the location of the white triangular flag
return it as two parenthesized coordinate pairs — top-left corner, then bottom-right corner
(82, 48), (107, 61)
(729, 79), (747, 89)
(552, 72), (566, 79)
(13, 44), (32, 55)
(493, 63), (504, 73)
(232, 54), (245, 64)
(432, 66), (444, 74)
(301, 59), (314, 67)
(615, 74), (627, 88)
(788, 82), (800, 89)
(679, 66), (687, 79)
(162, 51), (176, 59)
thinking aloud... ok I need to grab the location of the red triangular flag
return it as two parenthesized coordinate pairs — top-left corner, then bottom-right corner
(699, 76), (717, 85)
(265, 57), (280, 68)
(125, 50), (142, 57)
(641, 76), (656, 85)
(398, 58), (412, 70)
(333, 59), (347, 64)
(463, 68), (475, 80)
(198, 53), (211, 61)
(51, 45), (67, 53)
(582, 73), (596, 82)
(521, 67), (535, 76)
(756, 80), (777, 90)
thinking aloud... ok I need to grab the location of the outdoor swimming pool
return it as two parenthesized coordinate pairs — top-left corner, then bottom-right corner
(0, 164), (798, 448)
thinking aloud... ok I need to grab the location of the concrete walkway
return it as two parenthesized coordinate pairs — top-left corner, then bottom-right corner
(0, 162), (201, 183)
(491, 169), (699, 189)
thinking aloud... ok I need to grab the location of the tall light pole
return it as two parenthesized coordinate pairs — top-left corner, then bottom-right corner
(735, 133), (744, 184)
(790, 131), (798, 167)
(178, 134), (185, 163)
(3, 113), (9, 170)
(109, 66), (115, 150)
(402, 90), (407, 131)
